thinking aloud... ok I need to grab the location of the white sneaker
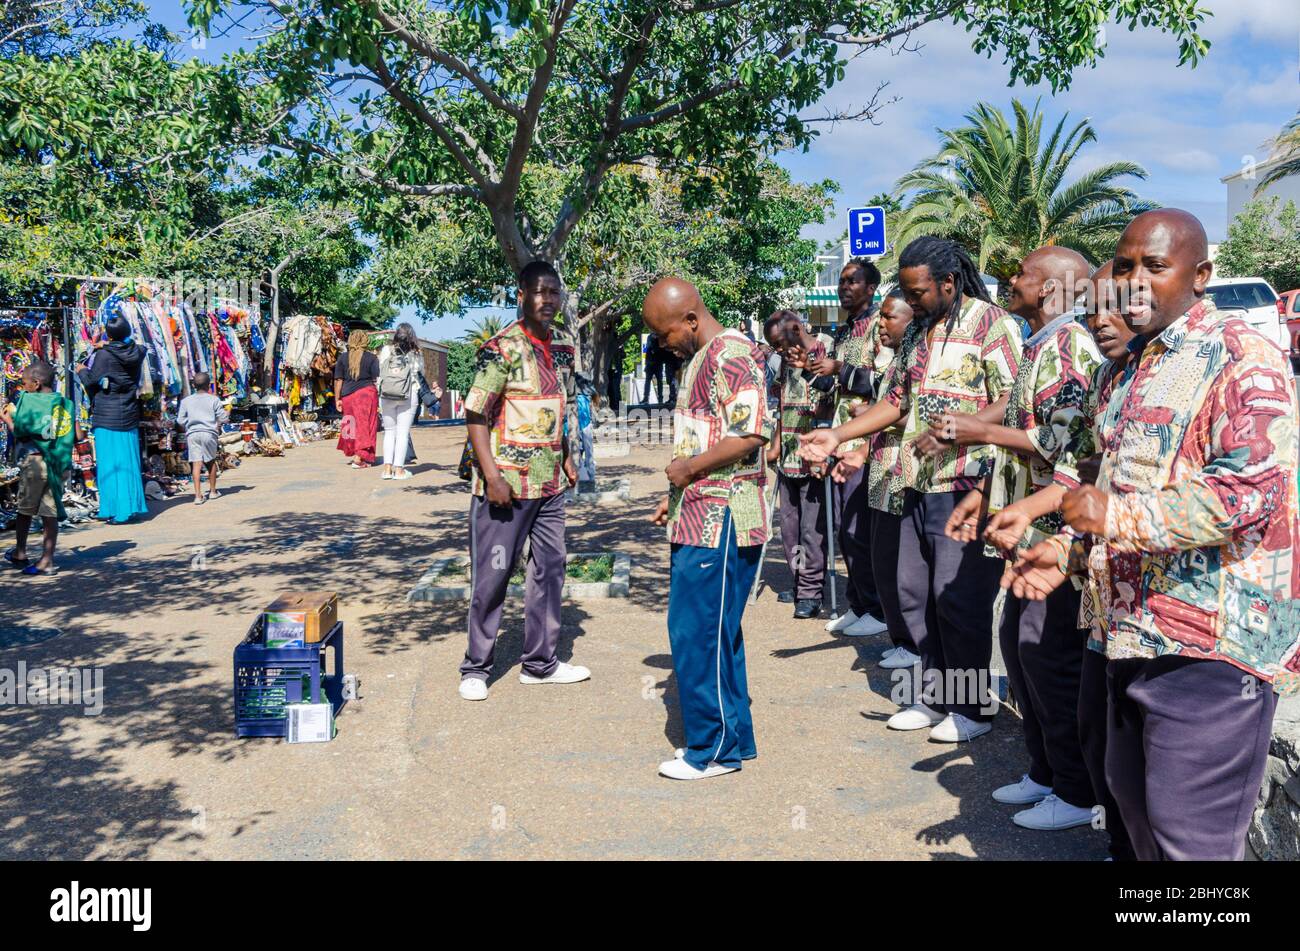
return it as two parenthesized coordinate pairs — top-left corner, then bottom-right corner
(658, 758), (739, 780)
(879, 646), (921, 669)
(458, 678), (487, 701)
(840, 614), (889, 637)
(1013, 794), (1095, 830)
(825, 609), (860, 633)
(887, 703), (945, 731)
(929, 713), (993, 743)
(519, 661), (591, 685)
(992, 774), (1053, 805)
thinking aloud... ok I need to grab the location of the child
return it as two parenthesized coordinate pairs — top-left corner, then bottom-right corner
(178, 372), (229, 504)
(2, 360), (79, 575)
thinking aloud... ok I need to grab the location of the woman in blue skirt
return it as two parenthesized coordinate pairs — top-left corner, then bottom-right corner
(77, 315), (148, 524)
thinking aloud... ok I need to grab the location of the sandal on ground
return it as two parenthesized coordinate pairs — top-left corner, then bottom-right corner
(4, 549), (29, 568)
(393, 470), (413, 481)
(21, 564), (56, 576)
(194, 497), (206, 506)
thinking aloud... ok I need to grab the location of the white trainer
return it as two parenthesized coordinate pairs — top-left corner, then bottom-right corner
(992, 774), (1053, 805)
(879, 646), (921, 669)
(825, 609), (861, 633)
(1012, 794), (1095, 830)
(929, 713), (993, 743)
(458, 678), (487, 701)
(519, 661), (591, 685)
(839, 615), (889, 637)
(658, 758), (739, 780)
(887, 703), (945, 731)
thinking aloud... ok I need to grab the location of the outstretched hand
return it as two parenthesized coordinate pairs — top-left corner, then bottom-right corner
(1004, 539), (1069, 601)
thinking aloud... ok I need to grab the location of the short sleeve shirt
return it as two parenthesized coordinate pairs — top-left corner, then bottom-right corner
(463, 320), (575, 500)
(986, 313), (1101, 547)
(884, 297), (1023, 494)
(776, 335), (833, 478)
(830, 310), (877, 453)
(666, 330), (774, 548)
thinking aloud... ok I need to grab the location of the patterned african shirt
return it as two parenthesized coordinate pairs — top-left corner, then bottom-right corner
(666, 329), (774, 548)
(883, 296), (1023, 494)
(464, 320), (576, 500)
(775, 335), (833, 478)
(827, 308), (880, 453)
(986, 311), (1100, 548)
(1063, 301), (1300, 693)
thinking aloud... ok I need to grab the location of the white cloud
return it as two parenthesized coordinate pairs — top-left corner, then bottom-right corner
(781, 0), (1300, 244)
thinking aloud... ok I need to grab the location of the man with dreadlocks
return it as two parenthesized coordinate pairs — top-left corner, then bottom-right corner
(801, 236), (1022, 743)
(805, 258), (890, 637)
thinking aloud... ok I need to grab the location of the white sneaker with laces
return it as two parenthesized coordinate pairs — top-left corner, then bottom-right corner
(887, 703), (945, 731)
(458, 678), (487, 701)
(519, 661), (591, 685)
(825, 609), (861, 633)
(1012, 794), (1095, 830)
(658, 758), (739, 780)
(840, 614), (889, 637)
(929, 713), (993, 743)
(879, 646), (921, 669)
(992, 774), (1053, 805)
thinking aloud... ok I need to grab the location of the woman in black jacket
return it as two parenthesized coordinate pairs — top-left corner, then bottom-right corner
(77, 315), (149, 523)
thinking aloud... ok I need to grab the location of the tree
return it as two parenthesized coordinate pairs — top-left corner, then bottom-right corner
(1259, 112), (1300, 191)
(182, 0), (1209, 284)
(891, 99), (1157, 283)
(443, 338), (477, 391)
(1215, 198), (1300, 294)
(465, 314), (503, 345)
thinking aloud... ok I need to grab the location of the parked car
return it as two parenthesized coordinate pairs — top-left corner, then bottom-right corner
(1204, 278), (1288, 355)
(1279, 288), (1300, 371)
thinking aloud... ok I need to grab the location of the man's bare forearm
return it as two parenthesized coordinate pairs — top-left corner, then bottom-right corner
(686, 435), (765, 479)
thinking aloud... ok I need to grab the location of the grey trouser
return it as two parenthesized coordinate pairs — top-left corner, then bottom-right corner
(461, 492), (566, 680)
(778, 473), (827, 600)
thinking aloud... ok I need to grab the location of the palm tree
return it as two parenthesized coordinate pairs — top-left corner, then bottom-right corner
(891, 99), (1157, 284)
(1259, 112), (1300, 190)
(465, 315), (503, 347)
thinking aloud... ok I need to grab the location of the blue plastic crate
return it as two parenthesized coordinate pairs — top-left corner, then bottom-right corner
(234, 618), (347, 738)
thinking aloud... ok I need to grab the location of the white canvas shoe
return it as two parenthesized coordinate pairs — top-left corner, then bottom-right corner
(1013, 794), (1095, 830)
(839, 615), (889, 637)
(929, 713), (993, 743)
(519, 661), (591, 685)
(658, 758), (739, 780)
(458, 678), (488, 701)
(992, 774), (1053, 805)
(887, 703), (945, 731)
(825, 609), (860, 633)
(879, 646), (921, 669)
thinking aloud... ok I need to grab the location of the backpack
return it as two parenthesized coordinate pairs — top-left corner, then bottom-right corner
(379, 350), (414, 400)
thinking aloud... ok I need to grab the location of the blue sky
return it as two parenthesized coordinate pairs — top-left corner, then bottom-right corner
(151, 1), (1299, 339)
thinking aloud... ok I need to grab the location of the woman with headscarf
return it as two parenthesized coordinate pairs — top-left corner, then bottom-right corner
(77, 314), (149, 524)
(334, 328), (380, 468)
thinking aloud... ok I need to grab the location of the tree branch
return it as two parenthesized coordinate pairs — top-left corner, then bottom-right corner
(370, 2), (524, 119)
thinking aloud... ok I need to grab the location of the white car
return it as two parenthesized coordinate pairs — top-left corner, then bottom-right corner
(1205, 278), (1288, 352)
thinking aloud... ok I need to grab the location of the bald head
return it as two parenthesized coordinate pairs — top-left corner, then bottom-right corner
(643, 277), (716, 359)
(1009, 245), (1093, 324)
(1113, 208), (1213, 334)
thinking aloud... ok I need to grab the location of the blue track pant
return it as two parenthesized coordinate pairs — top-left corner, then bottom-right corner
(667, 511), (763, 770)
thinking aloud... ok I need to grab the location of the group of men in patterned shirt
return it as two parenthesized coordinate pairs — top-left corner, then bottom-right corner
(456, 209), (1299, 860)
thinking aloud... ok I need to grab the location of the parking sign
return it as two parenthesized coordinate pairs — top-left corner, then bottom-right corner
(847, 206), (887, 257)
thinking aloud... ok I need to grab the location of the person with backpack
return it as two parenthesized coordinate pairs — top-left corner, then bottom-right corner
(77, 314), (148, 524)
(378, 322), (423, 481)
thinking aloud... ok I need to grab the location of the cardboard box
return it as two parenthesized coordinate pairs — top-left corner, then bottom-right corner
(262, 592), (338, 644)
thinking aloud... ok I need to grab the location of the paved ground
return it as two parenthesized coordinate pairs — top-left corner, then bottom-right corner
(0, 425), (1107, 860)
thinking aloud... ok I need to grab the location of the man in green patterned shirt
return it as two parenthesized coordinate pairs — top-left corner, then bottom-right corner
(763, 310), (834, 619)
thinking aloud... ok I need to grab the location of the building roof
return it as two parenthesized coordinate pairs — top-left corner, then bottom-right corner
(1221, 154), (1285, 184)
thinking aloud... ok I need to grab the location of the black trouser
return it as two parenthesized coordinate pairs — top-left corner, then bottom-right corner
(1078, 647), (1135, 861)
(777, 474), (827, 600)
(642, 359), (664, 404)
(896, 489), (1001, 721)
(1106, 656), (1277, 861)
(833, 463), (882, 621)
(868, 507), (913, 651)
(999, 583), (1092, 807)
